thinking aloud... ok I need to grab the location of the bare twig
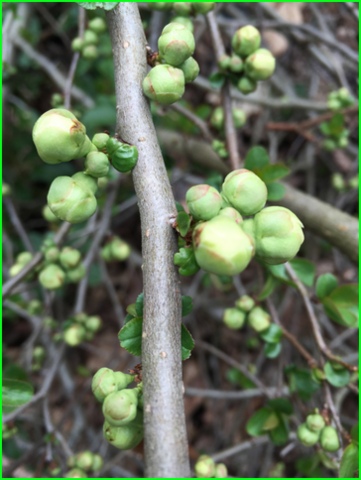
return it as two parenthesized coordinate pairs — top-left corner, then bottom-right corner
(185, 386), (289, 400)
(3, 196), (34, 253)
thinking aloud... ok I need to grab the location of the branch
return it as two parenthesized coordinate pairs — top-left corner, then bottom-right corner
(106, 4), (190, 477)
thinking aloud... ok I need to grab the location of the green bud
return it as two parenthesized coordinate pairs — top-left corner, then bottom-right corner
(348, 175), (358, 189)
(91, 454), (103, 472)
(174, 247), (200, 276)
(235, 295), (255, 312)
(83, 29), (98, 46)
(229, 54), (243, 73)
(39, 264), (65, 290)
(64, 324), (86, 346)
(72, 172), (98, 194)
(331, 173), (346, 191)
(210, 107), (224, 130)
(245, 48), (276, 81)
(223, 307), (246, 329)
(32, 109), (92, 164)
(64, 468), (88, 478)
(232, 25), (261, 57)
(85, 315), (102, 333)
(27, 299), (42, 315)
(253, 206), (304, 265)
(158, 23), (195, 66)
(82, 45), (98, 60)
(194, 455), (216, 478)
(59, 247), (81, 270)
(88, 17), (106, 34)
(44, 246), (60, 263)
(306, 413), (325, 433)
(33, 345), (46, 363)
(297, 423), (320, 447)
(65, 264), (86, 283)
(218, 54), (232, 71)
(233, 108), (247, 128)
(71, 37), (84, 52)
(193, 216), (254, 276)
(178, 56), (199, 83)
(102, 389), (138, 426)
(114, 372), (135, 390)
(2, 183), (11, 196)
(74, 451), (94, 472)
(214, 463), (228, 478)
(221, 169), (268, 216)
(42, 205), (60, 223)
(248, 306), (271, 332)
(327, 98), (342, 111)
(173, 2), (192, 15)
(170, 16), (194, 32)
(241, 218), (255, 241)
(16, 251), (33, 266)
(217, 207), (243, 225)
(103, 410), (144, 450)
(143, 64), (185, 105)
(192, 3), (215, 14)
(186, 184), (223, 221)
(92, 367), (118, 402)
(237, 76), (257, 94)
(337, 137), (348, 148)
(92, 133), (109, 150)
(320, 426), (340, 452)
(109, 237), (131, 261)
(106, 138), (138, 173)
(323, 139), (337, 151)
(85, 151), (110, 178)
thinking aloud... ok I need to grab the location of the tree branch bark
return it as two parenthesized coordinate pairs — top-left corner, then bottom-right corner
(106, 4), (190, 478)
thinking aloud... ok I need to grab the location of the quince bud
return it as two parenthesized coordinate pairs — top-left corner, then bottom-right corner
(39, 264), (65, 290)
(103, 389), (138, 427)
(114, 372), (135, 390)
(85, 151), (110, 178)
(170, 16), (194, 32)
(82, 45), (98, 60)
(110, 237), (131, 261)
(59, 247), (81, 269)
(178, 57), (199, 83)
(16, 251), (33, 266)
(92, 133), (109, 150)
(306, 413), (325, 433)
(174, 247), (200, 276)
(85, 315), (102, 333)
(44, 246), (60, 263)
(47, 175), (97, 224)
(71, 37), (84, 52)
(2, 183), (11, 196)
(235, 295), (255, 312)
(158, 23), (195, 66)
(229, 54), (243, 73)
(32, 109), (91, 164)
(214, 463), (228, 478)
(297, 423), (320, 447)
(65, 468), (88, 478)
(106, 138), (138, 173)
(74, 451), (94, 472)
(88, 17), (106, 34)
(83, 29), (98, 46)
(64, 324), (86, 346)
(192, 3), (215, 14)
(223, 308), (246, 329)
(186, 184), (223, 221)
(65, 264), (86, 283)
(92, 367), (117, 403)
(237, 76), (257, 94)
(27, 299), (42, 315)
(142, 64), (185, 105)
(245, 48), (276, 81)
(253, 206), (304, 265)
(241, 218), (256, 242)
(210, 107), (224, 130)
(103, 410), (143, 450)
(193, 216), (254, 276)
(72, 172), (98, 194)
(218, 54), (232, 71)
(233, 108), (247, 128)
(232, 25), (261, 57)
(42, 205), (60, 223)
(91, 454), (103, 472)
(173, 2), (192, 15)
(217, 207), (243, 225)
(221, 169), (268, 216)
(195, 455), (216, 478)
(248, 306), (271, 332)
(320, 426), (340, 452)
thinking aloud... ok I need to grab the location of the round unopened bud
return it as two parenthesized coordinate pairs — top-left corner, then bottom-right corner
(92, 133), (109, 150)
(103, 410), (143, 450)
(2, 183), (11, 196)
(114, 372), (135, 390)
(170, 16), (194, 32)
(83, 29), (98, 46)
(320, 426), (340, 452)
(232, 108), (247, 128)
(59, 247), (81, 270)
(64, 468), (88, 478)
(88, 17), (106, 34)
(44, 246), (60, 263)
(194, 455), (216, 478)
(91, 454), (103, 472)
(110, 238), (131, 261)
(237, 76), (257, 94)
(74, 451), (94, 472)
(85, 151), (110, 178)
(64, 324), (86, 346)
(158, 23), (195, 66)
(232, 25), (261, 57)
(85, 315), (102, 333)
(214, 463), (228, 478)
(178, 56), (199, 83)
(210, 107), (224, 130)
(16, 251), (33, 266)
(235, 295), (255, 312)
(27, 299), (42, 315)
(92, 367), (117, 403)
(33, 346), (46, 363)
(221, 169), (268, 216)
(218, 54), (232, 71)
(186, 184), (223, 221)
(82, 45), (98, 60)
(253, 206), (304, 265)
(71, 37), (84, 52)
(297, 423), (320, 447)
(217, 207), (243, 225)
(142, 64), (185, 105)
(306, 414), (325, 433)
(173, 2), (192, 15)
(65, 264), (86, 283)
(39, 264), (65, 290)
(229, 54), (243, 73)
(72, 172), (98, 194)
(192, 3), (215, 14)
(248, 306), (271, 332)
(42, 205), (60, 223)
(103, 389), (138, 426)
(223, 308), (246, 330)
(245, 48), (276, 81)
(193, 216), (254, 276)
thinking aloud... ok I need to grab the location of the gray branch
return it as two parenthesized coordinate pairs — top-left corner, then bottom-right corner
(106, 4), (190, 478)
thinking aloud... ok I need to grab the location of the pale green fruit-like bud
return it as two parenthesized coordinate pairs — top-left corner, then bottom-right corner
(170, 16), (194, 32)
(32, 109), (90, 164)
(210, 107), (224, 130)
(245, 48), (276, 81)
(178, 56), (199, 83)
(241, 218), (255, 242)
(235, 294), (255, 312)
(85, 315), (102, 333)
(233, 108), (247, 128)
(74, 451), (94, 472)
(72, 172), (98, 195)
(323, 139), (337, 151)
(214, 463), (228, 478)
(39, 264), (65, 290)
(218, 54), (231, 71)
(27, 299), (42, 315)
(297, 423), (320, 447)
(64, 324), (86, 346)
(223, 307), (246, 329)
(83, 29), (98, 46)
(337, 137), (348, 148)
(195, 455), (216, 478)
(320, 426), (340, 452)
(91, 454), (103, 472)
(248, 306), (271, 332)
(42, 205), (60, 223)
(349, 175), (358, 189)
(232, 25), (261, 57)
(47, 176), (97, 224)
(331, 173), (346, 191)
(92, 133), (109, 150)
(82, 45), (98, 60)
(102, 389), (138, 426)
(92, 367), (117, 402)
(173, 2), (192, 15)
(237, 76), (257, 94)
(186, 184), (223, 221)
(193, 216), (254, 276)
(229, 54), (243, 73)
(59, 247), (81, 269)
(306, 414), (325, 433)
(192, 3), (215, 14)
(158, 23), (195, 66)
(110, 238), (131, 261)
(221, 169), (268, 216)
(217, 207), (243, 225)
(9, 263), (24, 277)
(16, 251), (33, 266)
(65, 468), (88, 478)
(71, 37), (84, 52)
(253, 206), (304, 265)
(142, 64), (185, 105)
(44, 246), (60, 263)
(103, 411), (144, 450)
(114, 372), (135, 390)
(88, 17), (106, 34)
(2, 183), (11, 196)
(65, 264), (86, 283)
(33, 345), (46, 362)
(85, 151), (110, 178)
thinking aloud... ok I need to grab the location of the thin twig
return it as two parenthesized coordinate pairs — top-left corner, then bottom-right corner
(171, 103), (213, 142)
(3, 197), (34, 253)
(185, 386), (289, 400)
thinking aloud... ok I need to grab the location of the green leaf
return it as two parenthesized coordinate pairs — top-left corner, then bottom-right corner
(322, 284), (358, 328)
(267, 398), (293, 415)
(328, 113), (345, 137)
(269, 414), (289, 446)
(78, 2), (118, 10)
(266, 182), (286, 201)
(175, 201), (185, 213)
(246, 407), (273, 436)
(351, 423), (359, 445)
(135, 293), (144, 317)
(176, 211), (191, 237)
(181, 296), (193, 317)
(315, 273), (338, 299)
(264, 342), (281, 358)
(123, 313), (135, 325)
(256, 164), (290, 183)
(324, 361), (351, 387)
(285, 365), (320, 401)
(2, 378), (34, 413)
(174, 247), (200, 276)
(267, 264), (288, 283)
(181, 324), (194, 360)
(257, 273), (279, 300)
(295, 454), (322, 478)
(244, 146), (269, 170)
(209, 72), (225, 89)
(339, 443), (359, 478)
(260, 324), (283, 343)
(118, 317), (142, 357)
(289, 258), (316, 287)
(126, 303), (137, 317)
(225, 368), (256, 389)
(319, 122), (331, 135)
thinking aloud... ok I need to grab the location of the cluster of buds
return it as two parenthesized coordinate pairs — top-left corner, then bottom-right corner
(65, 450), (103, 478)
(218, 25), (276, 94)
(71, 16), (107, 60)
(92, 367), (144, 450)
(327, 87), (355, 111)
(210, 106), (247, 131)
(223, 295), (271, 332)
(297, 411), (340, 452)
(32, 109), (138, 224)
(9, 251), (33, 278)
(63, 312), (102, 346)
(194, 454), (228, 478)
(100, 236), (131, 262)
